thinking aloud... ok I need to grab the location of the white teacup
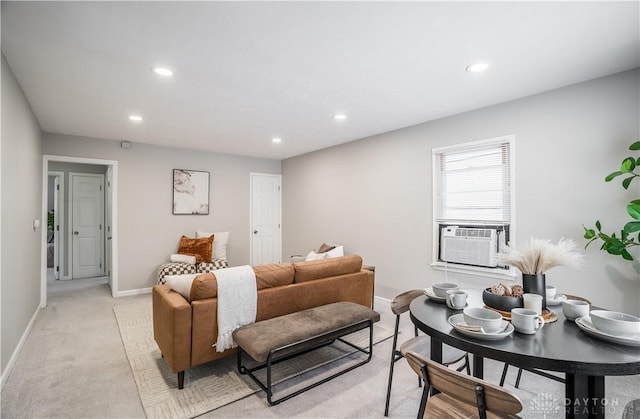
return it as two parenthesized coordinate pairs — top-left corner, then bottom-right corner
(432, 282), (458, 298)
(446, 290), (467, 310)
(511, 308), (545, 334)
(562, 299), (590, 321)
(546, 285), (557, 300)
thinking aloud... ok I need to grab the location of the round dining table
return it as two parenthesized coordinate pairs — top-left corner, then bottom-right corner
(409, 290), (640, 419)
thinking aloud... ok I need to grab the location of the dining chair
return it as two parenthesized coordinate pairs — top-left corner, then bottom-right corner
(499, 363), (565, 389)
(384, 289), (470, 417)
(405, 350), (523, 419)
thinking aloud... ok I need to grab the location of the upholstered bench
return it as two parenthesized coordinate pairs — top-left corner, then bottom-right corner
(233, 301), (380, 405)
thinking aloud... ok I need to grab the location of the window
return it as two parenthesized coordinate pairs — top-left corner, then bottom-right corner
(432, 135), (515, 278)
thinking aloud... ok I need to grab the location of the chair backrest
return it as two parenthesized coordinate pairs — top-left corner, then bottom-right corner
(405, 351), (523, 416)
(390, 289), (424, 315)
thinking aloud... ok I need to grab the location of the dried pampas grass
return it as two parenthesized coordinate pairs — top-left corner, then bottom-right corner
(497, 238), (584, 275)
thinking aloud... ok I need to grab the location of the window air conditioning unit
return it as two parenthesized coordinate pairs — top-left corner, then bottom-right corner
(440, 226), (498, 268)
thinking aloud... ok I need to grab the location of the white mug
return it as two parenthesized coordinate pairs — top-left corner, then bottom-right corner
(546, 285), (557, 300)
(511, 308), (545, 334)
(523, 293), (543, 315)
(446, 290), (467, 310)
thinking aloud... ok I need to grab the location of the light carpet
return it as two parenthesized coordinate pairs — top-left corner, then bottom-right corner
(114, 302), (392, 419)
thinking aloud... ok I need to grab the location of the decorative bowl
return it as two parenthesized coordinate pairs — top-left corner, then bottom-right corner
(590, 310), (640, 336)
(432, 282), (458, 298)
(463, 307), (503, 333)
(482, 288), (523, 311)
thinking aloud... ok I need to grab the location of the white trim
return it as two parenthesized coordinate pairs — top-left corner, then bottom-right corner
(42, 155), (119, 305)
(114, 287), (152, 297)
(0, 305), (41, 390)
(430, 261), (517, 280)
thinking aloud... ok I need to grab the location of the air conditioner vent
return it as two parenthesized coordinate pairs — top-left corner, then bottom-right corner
(440, 226), (498, 268)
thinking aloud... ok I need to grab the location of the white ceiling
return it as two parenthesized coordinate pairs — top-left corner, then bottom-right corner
(2, 1), (639, 160)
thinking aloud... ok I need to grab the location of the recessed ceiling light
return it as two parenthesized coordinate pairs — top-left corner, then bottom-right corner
(466, 62), (489, 73)
(333, 113), (347, 120)
(153, 67), (173, 77)
(129, 115), (143, 122)
(272, 137), (282, 144)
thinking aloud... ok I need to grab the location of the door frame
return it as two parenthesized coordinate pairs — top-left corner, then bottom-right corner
(249, 172), (282, 265)
(47, 171), (65, 280)
(41, 155), (119, 307)
(69, 172), (105, 279)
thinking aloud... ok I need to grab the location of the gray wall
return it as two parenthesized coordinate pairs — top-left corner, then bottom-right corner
(43, 134), (281, 291)
(48, 162), (108, 278)
(283, 69), (640, 315)
(1, 54), (43, 375)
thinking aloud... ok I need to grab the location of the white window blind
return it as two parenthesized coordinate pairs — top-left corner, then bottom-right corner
(435, 139), (512, 224)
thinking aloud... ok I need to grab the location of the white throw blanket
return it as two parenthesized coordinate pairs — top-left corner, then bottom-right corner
(213, 265), (257, 352)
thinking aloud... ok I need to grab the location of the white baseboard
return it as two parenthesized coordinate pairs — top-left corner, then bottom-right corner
(0, 305), (41, 390)
(374, 295), (390, 310)
(114, 287), (152, 297)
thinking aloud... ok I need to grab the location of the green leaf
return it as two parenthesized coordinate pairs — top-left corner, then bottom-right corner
(583, 228), (596, 239)
(631, 199), (640, 206)
(596, 220), (602, 231)
(628, 203), (640, 220)
(630, 141), (640, 150)
(624, 221), (640, 233)
(622, 176), (636, 190)
(605, 171), (623, 182)
(622, 249), (634, 261)
(621, 158), (636, 173)
(636, 157), (640, 166)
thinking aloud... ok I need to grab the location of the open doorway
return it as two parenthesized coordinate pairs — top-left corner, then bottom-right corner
(41, 155), (119, 306)
(46, 171), (64, 281)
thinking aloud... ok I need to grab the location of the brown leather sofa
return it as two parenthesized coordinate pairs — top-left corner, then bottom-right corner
(152, 254), (375, 388)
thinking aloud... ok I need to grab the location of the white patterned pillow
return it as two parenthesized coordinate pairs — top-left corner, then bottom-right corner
(197, 259), (229, 273)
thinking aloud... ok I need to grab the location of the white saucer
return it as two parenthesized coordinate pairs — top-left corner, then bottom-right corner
(546, 294), (567, 306)
(448, 314), (514, 341)
(424, 287), (446, 303)
(575, 316), (640, 347)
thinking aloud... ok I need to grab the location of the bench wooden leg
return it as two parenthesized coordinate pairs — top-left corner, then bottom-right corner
(178, 371), (184, 389)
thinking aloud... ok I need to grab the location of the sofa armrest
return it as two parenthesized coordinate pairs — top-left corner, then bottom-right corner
(152, 284), (192, 374)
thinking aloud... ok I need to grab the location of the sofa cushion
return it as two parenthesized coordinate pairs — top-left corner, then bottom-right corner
(178, 235), (214, 263)
(190, 263), (295, 301)
(293, 254), (363, 283)
(254, 263), (295, 289)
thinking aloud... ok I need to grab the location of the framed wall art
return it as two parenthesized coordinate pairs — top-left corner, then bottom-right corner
(173, 169), (210, 215)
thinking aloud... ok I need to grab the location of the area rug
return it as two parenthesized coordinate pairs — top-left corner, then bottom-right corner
(114, 301), (392, 419)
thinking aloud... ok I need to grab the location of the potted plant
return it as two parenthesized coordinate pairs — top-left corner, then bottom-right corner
(583, 141), (640, 261)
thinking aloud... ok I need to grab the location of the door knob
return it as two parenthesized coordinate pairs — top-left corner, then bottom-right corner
(253, 230), (258, 234)
(73, 231), (79, 235)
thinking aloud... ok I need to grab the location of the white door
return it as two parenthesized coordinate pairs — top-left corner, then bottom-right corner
(250, 173), (282, 265)
(53, 176), (60, 279)
(105, 166), (113, 286)
(71, 174), (104, 279)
